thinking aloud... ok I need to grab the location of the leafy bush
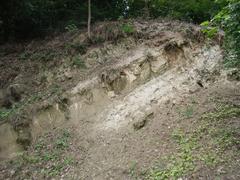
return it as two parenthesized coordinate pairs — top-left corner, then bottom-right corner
(0, 0), (225, 41)
(128, 0), (222, 23)
(200, 21), (218, 39)
(210, 0), (240, 67)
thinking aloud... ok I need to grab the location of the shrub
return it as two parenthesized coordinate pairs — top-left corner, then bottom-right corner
(72, 55), (86, 69)
(211, 0), (240, 67)
(121, 23), (135, 34)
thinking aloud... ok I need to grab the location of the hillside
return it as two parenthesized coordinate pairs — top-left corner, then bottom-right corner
(0, 20), (239, 179)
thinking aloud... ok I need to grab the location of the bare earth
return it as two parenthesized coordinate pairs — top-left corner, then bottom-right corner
(0, 20), (239, 179)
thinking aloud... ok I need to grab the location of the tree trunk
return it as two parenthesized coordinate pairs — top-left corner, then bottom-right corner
(88, 0), (91, 39)
(144, 0), (150, 18)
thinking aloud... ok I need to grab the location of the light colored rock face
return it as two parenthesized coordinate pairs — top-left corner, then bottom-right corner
(0, 123), (23, 160)
(31, 104), (66, 140)
(66, 44), (222, 134)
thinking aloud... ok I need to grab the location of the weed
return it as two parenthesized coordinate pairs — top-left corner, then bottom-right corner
(21, 154), (40, 164)
(202, 105), (240, 120)
(121, 23), (135, 34)
(31, 50), (57, 62)
(55, 129), (71, 150)
(64, 156), (74, 165)
(0, 108), (12, 119)
(55, 139), (69, 149)
(65, 24), (78, 32)
(10, 129), (74, 178)
(179, 105), (194, 119)
(19, 52), (31, 61)
(184, 106), (194, 119)
(42, 152), (58, 161)
(65, 42), (87, 55)
(72, 55), (86, 69)
(148, 130), (196, 179)
(0, 85), (62, 121)
(34, 139), (44, 151)
(91, 36), (105, 44)
(146, 102), (240, 179)
(199, 152), (219, 166)
(72, 43), (87, 55)
(200, 21), (218, 39)
(212, 128), (240, 149)
(148, 153), (195, 179)
(129, 161), (137, 178)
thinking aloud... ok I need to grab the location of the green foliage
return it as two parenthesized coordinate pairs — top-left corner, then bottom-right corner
(14, 129), (75, 178)
(201, 21), (218, 39)
(209, 0), (240, 68)
(0, 108), (12, 119)
(65, 24), (78, 33)
(0, 86), (62, 121)
(148, 130), (196, 179)
(202, 105), (240, 120)
(182, 106), (194, 119)
(72, 55), (86, 69)
(19, 52), (31, 61)
(0, 0), (225, 41)
(146, 101), (240, 179)
(18, 49), (59, 62)
(127, 0), (222, 23)
(65, 42), (87, 55)
(121, 23), (135, 34)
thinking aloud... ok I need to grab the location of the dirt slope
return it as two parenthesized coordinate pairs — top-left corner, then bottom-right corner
(0, 20), (239, 179)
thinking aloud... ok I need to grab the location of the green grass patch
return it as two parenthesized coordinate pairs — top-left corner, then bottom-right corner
(147, 130), (197, 179)
(202, 105), (240, 120)
(72, 55), (86, 69)
(145, 103), (240, 179)
(19, 49), (59, 62)
(10, 129), (75, 178)
(121, 23), (135, 34)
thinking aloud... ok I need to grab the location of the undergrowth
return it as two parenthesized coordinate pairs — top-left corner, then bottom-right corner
(72, 55), (86, 69)
(146, 102), (240, 179)
(0, 85), (62, 121)
(8, 129), (75, 178)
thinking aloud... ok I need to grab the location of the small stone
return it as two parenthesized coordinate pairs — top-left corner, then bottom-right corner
(151, 99), (158, 104)
(10, 170), (15, 176)
(165, 99), (170, 105)
(227, 69), (240, 81)
(133, 112), (154, 130)
(7, 83), (24, 101)
(108, 91), (116, 98)
(64, 71), (73, 79)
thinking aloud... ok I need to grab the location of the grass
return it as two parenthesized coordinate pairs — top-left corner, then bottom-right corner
(19, 49), (59, 62)
(148, 130), (196, 179)
(0, 108), (12, 119)
(202, 105), (240, 120)
(182, 106), (194, 119)
(121, 23), (135, 34)
(145, 102), (240, 179)
(72, 55), (86, 69)
(65, 42), (87, 55)
(176, 105), (194, 120)
(0, 85), (62, 121)
(9, 129), (75, 178)
(129, 161), (138, 178)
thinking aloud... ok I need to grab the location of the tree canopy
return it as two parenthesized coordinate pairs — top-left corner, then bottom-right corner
(0, 0), (227, 41)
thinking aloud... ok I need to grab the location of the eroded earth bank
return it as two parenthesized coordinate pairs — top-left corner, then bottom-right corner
(0, 20), (239, 179)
